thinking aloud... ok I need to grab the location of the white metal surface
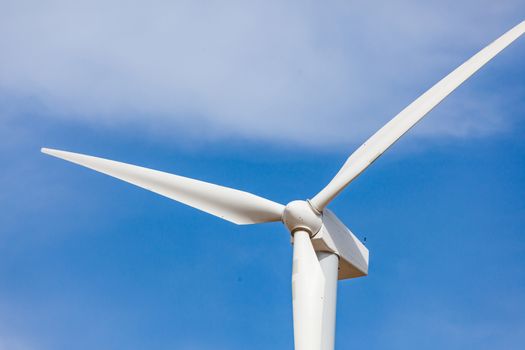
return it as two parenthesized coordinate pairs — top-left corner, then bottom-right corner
(311, 21), (525, 211)
(41, 148), (284, 224)
(283, 200), (323, 236)
(316, 252), (339, 350)
(292, 230), (325, 350)
(312, 209), (369, 280)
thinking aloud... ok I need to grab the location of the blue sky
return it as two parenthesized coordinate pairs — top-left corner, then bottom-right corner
(1, 1), (525, 349)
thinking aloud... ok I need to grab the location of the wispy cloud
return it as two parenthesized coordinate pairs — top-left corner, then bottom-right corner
(1, 0), (524, 147)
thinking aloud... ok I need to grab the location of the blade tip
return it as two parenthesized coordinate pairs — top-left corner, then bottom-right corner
(41, 147), (56, 155)
(41, 147), (63, 157)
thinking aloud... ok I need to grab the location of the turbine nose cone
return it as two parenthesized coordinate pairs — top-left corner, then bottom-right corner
(283, 200), (322, 236)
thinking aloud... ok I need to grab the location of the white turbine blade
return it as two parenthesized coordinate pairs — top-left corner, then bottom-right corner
(42, 148), (284, 225)
(311, 21), (525, 211)
(292, 230), (325, 350)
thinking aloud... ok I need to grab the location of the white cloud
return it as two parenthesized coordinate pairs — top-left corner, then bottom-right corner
(0, 0), (524, 147)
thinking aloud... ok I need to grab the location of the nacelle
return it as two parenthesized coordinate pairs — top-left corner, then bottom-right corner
(311, 209), (369, 280)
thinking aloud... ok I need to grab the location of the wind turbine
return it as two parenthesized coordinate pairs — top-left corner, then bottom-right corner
(42, 21), (524, 350)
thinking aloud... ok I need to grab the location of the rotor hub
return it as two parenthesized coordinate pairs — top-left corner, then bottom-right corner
(282, 200), (322, 236)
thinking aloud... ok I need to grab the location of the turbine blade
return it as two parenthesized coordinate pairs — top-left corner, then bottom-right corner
(311, 21), (525, 211)
(292, 230), (325, 350)
(42, 148), (284, 225)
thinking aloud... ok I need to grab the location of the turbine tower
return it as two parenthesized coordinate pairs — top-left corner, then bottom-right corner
(43, 22), (525, 350)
